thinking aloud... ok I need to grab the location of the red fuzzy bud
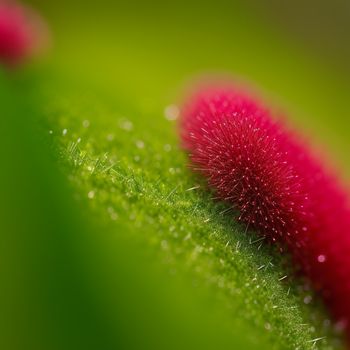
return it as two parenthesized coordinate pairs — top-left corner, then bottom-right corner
(180, 83), (350, 339)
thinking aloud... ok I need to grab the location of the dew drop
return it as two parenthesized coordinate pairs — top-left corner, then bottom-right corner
(136, 140), (145, 149)
(107, 134), (115, 141)
(164, 104), (179, 121)
(264, 323), (272, 331)
(120, 119), (133, 131)
(304, 295), (312, 304)
(317, 254), (326, 263)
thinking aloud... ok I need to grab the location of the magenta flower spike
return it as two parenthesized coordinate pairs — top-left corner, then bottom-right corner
(180, 82), (350, 339)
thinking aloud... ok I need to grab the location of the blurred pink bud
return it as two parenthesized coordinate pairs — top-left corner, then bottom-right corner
(0, 0), (49, 67)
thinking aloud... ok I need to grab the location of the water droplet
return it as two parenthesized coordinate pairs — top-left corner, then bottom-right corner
(164, 104), (179, 121)
(265, 323), (272, 331)
(317, 254), (326, 263)
(120, 119), (133, 131)
(83, 120), (90, 128)
(87, 190), (95, 199)
(62, 128), (67, 136)
(136, 140), (145, 149)
(107, 134), (115, 141)
(107, 207), (118, 221)
(304, 295), (312, 304)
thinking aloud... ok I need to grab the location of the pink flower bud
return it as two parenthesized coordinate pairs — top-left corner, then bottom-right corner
(181, 82), (350, 340)
(0, 1), (49, 67)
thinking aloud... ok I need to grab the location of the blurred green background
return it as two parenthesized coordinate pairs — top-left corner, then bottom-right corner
(1, 0), (349, 349)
